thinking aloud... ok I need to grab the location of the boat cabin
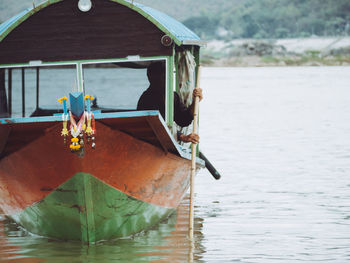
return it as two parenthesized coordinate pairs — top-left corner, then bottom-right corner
(0, 0), (204, 132)
(0, 0), (209, 243)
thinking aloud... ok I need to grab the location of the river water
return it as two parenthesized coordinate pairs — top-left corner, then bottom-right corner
(1, 66), (350, 262)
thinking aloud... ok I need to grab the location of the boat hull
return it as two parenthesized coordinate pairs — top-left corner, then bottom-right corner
(0, 119), (196, 242)
(13, 172), (173, 242)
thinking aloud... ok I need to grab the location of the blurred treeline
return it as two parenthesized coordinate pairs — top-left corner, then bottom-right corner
(182, 0), (350, 39)
(1, 0), (349, 40)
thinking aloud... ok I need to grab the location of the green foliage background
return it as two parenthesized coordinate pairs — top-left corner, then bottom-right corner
(139, 0), (350, 39)
(0, 0), (349, 39)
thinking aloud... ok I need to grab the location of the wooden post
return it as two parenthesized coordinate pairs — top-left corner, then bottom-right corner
(8, 69), (12, 117)
(189, 66), (201, 243)
(0, 69), (7, 117)
(36, 67), (39, 109)
(22, 68), (25, 117)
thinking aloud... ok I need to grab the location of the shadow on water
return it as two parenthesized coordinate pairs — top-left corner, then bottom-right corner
(0, 196), (205, 263)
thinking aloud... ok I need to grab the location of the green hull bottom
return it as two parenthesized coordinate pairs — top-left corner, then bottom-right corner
(12, 173), (174, 243)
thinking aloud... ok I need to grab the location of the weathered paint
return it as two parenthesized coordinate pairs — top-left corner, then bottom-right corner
(0, 0), (201, 46)
(0, 111), (204, 163)
(0, 120), (197, 216)
(0, 0), (62, 42)
(166, 56), (174, 127)
(12, 172), (173, 242)
(111, 0), (202, 46)
(0, 1), (173, 64)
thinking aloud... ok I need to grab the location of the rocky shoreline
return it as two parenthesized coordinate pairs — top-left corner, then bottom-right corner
(202, 37), (350, 67)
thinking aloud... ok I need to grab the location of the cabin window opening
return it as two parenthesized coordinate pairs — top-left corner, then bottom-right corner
(0, 69), (8, 118)
(2, 65), (76, 118)
(82, 62), (152, 112)
(2, 68), (35, 118)
(34, 65), (77, 117)
(135, 60), (169, 121)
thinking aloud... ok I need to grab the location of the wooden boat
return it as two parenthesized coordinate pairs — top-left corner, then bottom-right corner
(0, 0), (205, 243)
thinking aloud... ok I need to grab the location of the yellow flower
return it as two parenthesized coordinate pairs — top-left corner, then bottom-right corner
(84, 95), (94, 101)
(58, 96), (68, 104)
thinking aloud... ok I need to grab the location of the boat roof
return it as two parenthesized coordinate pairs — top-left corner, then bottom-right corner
(0, 0), (204, 46)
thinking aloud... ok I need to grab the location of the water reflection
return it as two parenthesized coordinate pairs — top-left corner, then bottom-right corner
(0, 196), (205, 262)
(0, 216), (43, 262)
(143, 196), (205, 263)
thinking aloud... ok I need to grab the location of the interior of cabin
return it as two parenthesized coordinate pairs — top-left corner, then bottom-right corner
(0, 60), (167, 119)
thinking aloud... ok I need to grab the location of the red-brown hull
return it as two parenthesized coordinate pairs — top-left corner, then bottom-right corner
(0, 121), (192, 216)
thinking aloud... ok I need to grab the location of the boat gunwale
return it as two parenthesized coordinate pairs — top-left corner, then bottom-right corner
(0, 110), (205, 166)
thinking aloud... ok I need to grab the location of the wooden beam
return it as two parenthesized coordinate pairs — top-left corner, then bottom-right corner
(8, 69), (12, 117)
(0, 69), (7, 117)
(36, 67), (39, 109)
(22, 68), (25, 117)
